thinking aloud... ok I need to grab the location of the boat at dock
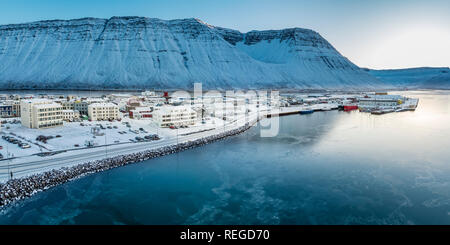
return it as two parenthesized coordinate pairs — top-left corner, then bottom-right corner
(299, 107), (314, 114)
(371, 108), (395, 115)
(343, 105), (358, 111)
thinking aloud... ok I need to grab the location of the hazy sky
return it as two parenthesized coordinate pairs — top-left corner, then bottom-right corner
(0, 0), (449, 69)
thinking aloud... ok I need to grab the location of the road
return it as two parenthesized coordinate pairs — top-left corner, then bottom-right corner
(0, 113), (262, 182)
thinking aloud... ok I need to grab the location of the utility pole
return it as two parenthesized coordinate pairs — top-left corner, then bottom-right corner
(105, 133), (107, 158)
(6, 144), (10, 180)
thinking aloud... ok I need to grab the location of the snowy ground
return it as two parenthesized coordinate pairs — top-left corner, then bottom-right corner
(0, 103), (341, 182)
(0, 110), (263, 182)
(0, 103), (337, 161)
(0, 115), (227, 159)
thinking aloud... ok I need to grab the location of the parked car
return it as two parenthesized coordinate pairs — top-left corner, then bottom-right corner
(20, 143), (31, 149)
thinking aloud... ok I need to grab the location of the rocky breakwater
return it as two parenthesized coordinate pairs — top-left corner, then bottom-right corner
(0, 123), (252, 208)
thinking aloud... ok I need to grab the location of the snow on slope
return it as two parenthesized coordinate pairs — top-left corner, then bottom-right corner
(0, 16), (382, 90)
(367, 67), (450, 88)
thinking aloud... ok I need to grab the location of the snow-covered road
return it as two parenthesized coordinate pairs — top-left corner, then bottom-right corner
(0, 112), (261, 182)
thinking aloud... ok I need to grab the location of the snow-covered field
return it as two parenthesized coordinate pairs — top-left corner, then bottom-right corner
(0, 115), (226, 159)
(0, 102), (360, 182)
(0, 110), (264, 182)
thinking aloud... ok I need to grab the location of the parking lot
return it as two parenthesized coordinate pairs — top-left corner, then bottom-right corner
(0, 115), (225, 159)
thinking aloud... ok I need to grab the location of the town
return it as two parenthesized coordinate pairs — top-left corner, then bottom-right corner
(0, 90), (419, 183)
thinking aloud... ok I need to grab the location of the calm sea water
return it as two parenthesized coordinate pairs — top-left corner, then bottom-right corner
(1, 90), (449, 224)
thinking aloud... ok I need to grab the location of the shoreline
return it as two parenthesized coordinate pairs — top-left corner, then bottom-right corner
(0, 122), (255, 208)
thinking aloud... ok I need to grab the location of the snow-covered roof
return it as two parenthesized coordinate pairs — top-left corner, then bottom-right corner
(33, 103), (62, 109)
(88, 103), (118, 108)
(155, 105), (194, 114)
(21, 98), (53, 104)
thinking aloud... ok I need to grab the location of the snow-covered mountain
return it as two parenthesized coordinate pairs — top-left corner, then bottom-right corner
(0, 16), (382, 90)
(367, 67), (450, 89)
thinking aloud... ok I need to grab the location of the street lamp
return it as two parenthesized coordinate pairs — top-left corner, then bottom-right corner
(105, 133), (107, 158)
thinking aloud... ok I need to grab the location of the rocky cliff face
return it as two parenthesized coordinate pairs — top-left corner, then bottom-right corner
(0, 16), (381, 90)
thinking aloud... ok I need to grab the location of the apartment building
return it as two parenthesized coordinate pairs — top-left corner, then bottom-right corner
(0, 104), (12, 117)
(62, 110), (80, 121)
(12, 101), (20, 117)
(73, 98), (106, 116)
(60, 100), (75, 110)
(153, 105), (197, 127)
(88, 103), (120, 121)
(0, 100), (21, 118)
(129, 106), (153, 119)
(20, 99), (63, 129)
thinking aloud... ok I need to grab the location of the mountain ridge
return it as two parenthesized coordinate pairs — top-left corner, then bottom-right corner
(0, 16), (382, 90)
(366, 67), (450, 89)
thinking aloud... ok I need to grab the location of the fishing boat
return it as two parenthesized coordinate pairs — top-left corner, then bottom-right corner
(359, 107), (372, 112)
(371, 110), (383, 115)
(299, 107), (314, 114)
(343, 105), (358, 111)
(382, 108), (395, 113)
(371, 108), (395, 115)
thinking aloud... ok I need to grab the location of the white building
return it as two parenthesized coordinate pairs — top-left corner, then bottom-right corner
(358, 95), (403, 109)
(62, 110), (80, 121)
(20, 99), (63, 129)
(88, 103), (120, 121)
(130, 106), (153, 119)
(142, 91), (156, 97)
(153, 105), (197, 127)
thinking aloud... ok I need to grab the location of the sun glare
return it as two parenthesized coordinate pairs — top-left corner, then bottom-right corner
(371, 25), (450, 69)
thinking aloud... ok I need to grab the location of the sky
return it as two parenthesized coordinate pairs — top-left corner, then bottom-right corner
(0, 0), (449, 69)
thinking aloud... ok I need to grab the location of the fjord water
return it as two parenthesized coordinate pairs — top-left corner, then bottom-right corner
(1, 91), (450, 224)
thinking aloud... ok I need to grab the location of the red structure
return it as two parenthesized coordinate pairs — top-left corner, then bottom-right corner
(344, 105), (358, 111)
